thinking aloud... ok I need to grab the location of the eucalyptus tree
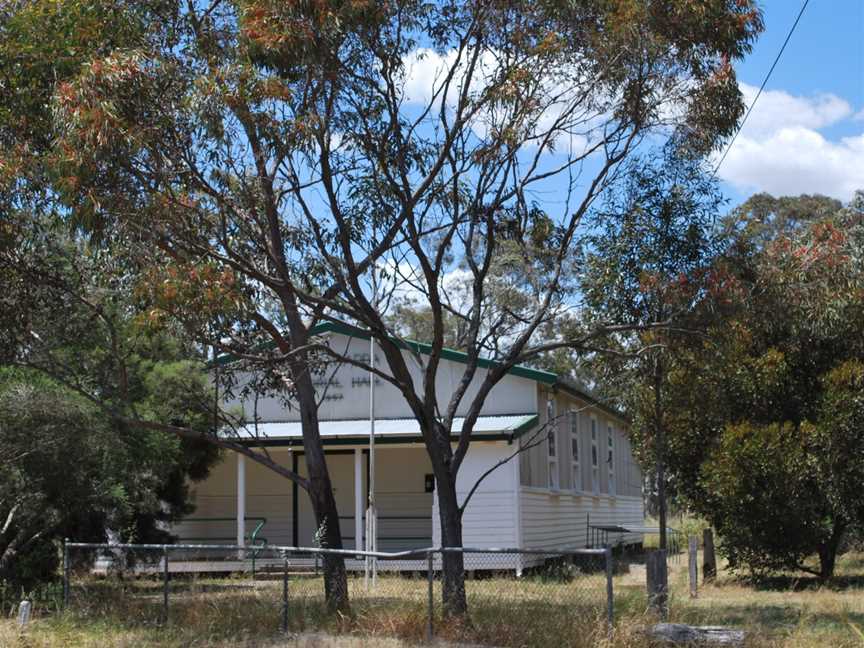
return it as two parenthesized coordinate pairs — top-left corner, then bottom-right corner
(662, 193), (864, 580)
(578, 144), (725, 549)
(260, 1), (762, 614)
(4, 0), (762, 616)
(2, 0), (366, 609)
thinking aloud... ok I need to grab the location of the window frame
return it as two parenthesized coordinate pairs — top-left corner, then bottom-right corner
(569, 409), (581, 492)
(546, 397), (559, 490)
(590, 415), (599, 494)
(607, 424), (615, 496)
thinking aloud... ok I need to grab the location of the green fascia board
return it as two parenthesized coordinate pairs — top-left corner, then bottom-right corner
(308, 321), (558, 385)
(510, 412), (539, 438)
(212, 320), (557, 385)
(240, 432), (513, 448)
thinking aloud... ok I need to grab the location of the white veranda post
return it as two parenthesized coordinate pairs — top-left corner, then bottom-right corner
(365, 335), (378, 586)
(236, 453), (246, 551)
(354, 448), (363, 552)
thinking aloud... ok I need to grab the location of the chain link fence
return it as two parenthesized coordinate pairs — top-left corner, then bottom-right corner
(63, 541), (614, 647)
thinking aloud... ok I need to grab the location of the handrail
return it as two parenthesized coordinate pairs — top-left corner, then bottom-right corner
(178, 516), (268, 575)
(178, 517), (267, 544)
(67, 541), (610, 558)
(338, 515), (430, 520)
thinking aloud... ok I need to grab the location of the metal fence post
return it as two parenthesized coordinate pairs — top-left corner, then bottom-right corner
(604, 546), (614, 634)
(426, 550), (434, 642)
(162, 545), (169, 624)
(281, 552), (289, 633)
(62, 538), (70, 610)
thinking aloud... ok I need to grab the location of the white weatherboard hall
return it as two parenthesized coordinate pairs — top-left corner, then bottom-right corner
(173, 323), (645, 560)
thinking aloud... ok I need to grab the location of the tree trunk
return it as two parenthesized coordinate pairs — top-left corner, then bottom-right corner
(817, 526), (844, 581)
(654, 356), (667, 552)
(306, 472), (349, 611)
(703, 528), (717, 583)
(435, 470), (468, 617)
(0, 542), (17, 580)
(657, 458), (667, 551)
(293, 360), (349, 612)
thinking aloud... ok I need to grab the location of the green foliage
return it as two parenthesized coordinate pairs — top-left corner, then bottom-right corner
(0, 356), (219, 602)
(699, 421), (823, 578)
(663, 193), (864, 579)
(578, 143), (724, 476)
(0, 219), (221, 600)
(582, 143), (725, 329)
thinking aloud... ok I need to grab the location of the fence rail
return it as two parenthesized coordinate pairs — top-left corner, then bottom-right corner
(62, 540), (615, 646)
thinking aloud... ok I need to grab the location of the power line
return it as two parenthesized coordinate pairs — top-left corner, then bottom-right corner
(713, 0), (812, 176)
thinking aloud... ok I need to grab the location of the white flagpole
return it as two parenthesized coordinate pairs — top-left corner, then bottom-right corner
(369, 334), (377, 585)
(365, 271), (378, 588)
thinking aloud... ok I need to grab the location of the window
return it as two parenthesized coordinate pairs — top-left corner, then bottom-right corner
(590, 417), (599, 494)
(547, 398), (558, 489)
(607, 425), (615, 496)
(569, 410), (581, 491)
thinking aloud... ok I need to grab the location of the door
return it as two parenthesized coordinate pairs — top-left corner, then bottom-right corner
(296, 452), (359, 548)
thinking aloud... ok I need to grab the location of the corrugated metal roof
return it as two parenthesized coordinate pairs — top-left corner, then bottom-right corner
(238, 414), (537, 440)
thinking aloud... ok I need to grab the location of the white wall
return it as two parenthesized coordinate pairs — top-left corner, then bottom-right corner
(225, 333), (538, 422)
(432, 441), (520, 549)
(520, 491), (644, 549)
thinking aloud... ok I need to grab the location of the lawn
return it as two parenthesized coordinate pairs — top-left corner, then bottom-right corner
(3, 552), (864, 647)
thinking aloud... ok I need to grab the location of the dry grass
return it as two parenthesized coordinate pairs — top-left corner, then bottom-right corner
(3, 553), (864, 647)
(610, 550), (864, 648)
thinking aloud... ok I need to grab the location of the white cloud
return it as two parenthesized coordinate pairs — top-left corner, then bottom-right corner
(400, 47), (606, 155)
(717, 84), (864, 200)
(401, 47), (499, 109)
(401, 48), (459, 106)
(737, 83), (853, 135)
(720, 127), (864, 198)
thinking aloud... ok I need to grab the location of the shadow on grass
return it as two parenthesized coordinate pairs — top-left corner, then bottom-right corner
(672, 601), (864, 635)
(750, 573), (864, 592)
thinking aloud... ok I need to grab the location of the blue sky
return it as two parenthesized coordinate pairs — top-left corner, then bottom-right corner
(718, 0), (864, 203)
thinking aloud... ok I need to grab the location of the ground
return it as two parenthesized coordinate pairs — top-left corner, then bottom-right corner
(2, 552), (864, 647)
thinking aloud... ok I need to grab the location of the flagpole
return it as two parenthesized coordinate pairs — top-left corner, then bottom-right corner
(365, 271), (378, 587)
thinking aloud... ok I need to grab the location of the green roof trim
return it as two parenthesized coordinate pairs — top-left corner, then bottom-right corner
(309, 321), (558, 385)
(237, 434), (516, 448)
(509, 413), (540, 439)
(213, 320), (557, 385)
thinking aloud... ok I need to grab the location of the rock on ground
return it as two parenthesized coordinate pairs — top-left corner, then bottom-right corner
(649, 623), (746, 646)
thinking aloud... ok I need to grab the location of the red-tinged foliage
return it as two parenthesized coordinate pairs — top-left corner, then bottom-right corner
(239, 0), (390, 60)
(4, 0), (768, 617)
(661, 194), (864, 579)
(136, 262), (248, 330)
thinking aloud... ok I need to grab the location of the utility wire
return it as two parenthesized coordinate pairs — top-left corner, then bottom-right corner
(713, 0), (812, 176)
